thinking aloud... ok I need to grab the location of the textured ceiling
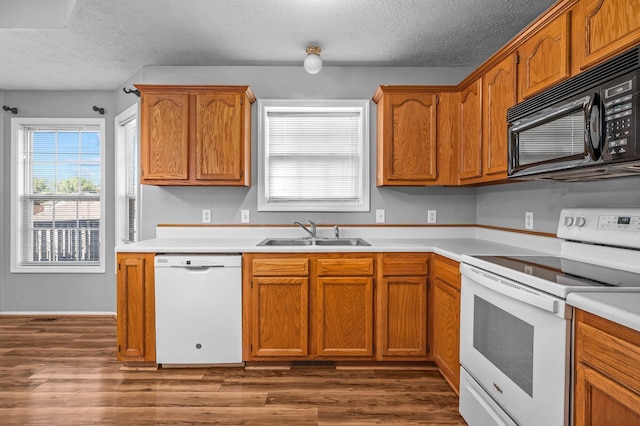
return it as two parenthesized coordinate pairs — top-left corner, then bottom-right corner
(0, 0), (557, 90)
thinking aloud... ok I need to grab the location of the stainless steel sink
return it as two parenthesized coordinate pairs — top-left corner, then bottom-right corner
(314, 238), (370, 246)
(257, 237), (370, 246)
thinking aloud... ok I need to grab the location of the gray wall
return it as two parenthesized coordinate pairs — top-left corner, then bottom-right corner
(476, 178), (640, 233)
(135, 65), (478, 239)
(0, 90), (116, 312)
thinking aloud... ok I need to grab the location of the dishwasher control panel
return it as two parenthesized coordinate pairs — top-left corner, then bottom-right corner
(155, 254), (242, 268)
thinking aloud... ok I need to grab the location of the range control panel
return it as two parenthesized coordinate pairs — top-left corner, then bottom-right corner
(598, 215), (640, 231)
(558, 208), (640, 249)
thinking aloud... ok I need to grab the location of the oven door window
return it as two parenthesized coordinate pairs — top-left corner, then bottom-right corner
(473, 296), (534, 397)
(517, 108), (586, 167)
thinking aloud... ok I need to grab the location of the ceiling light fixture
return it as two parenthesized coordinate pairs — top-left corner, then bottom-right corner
(304, 46), (322, 74)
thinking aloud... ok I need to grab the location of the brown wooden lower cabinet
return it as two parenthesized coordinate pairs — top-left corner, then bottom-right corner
(116, 252), (156, 363)
(244, 252), (435, 362)
(377, 253), (430, 360)
(316, 276), (374, 357)
(574, 309), (640, 426)
(431, 254), (461, 393)
(251, 276), (309, 357)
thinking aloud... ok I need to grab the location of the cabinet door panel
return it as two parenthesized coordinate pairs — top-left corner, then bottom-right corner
(195, 93), (244, 181)
(518, 12), (571, 99)
(316, 277), (373, 357)
(252, 277), (308, 357)
(141, 93), (190, 181)
(378, 276), (428, 357)
(383, 93), (438, 183)
(458, 80), (483, 181)
(483, 55), (516, 179)
(433, 278), (460, 392)
(577, 0), (640, 70)
(575, 363), (640, 426)
(116, 253), (155, 362)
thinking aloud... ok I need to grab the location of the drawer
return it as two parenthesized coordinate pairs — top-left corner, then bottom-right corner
(317, 257), (374, 276)
(576, 310), (640, 395)
(432, 254), (461, 290)
(381, 253), (429, 276)
(251, 258), (309, 276)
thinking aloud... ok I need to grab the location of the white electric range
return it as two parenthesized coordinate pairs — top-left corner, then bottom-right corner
(459, 208), (640, 426)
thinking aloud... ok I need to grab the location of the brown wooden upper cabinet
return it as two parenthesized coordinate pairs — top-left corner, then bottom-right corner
(373, 86), (439, 186)
(458, 79), (483, 184)
(517, 11), (571, 101)
(136, 85), (255, 186)
(572, 0), (640, 73)
(481, 54), (517, 182)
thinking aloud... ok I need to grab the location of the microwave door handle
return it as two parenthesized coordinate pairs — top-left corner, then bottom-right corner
(465, 266), (558, 314)
(585, 92), (604, 161)
(510, 96), (591, 133)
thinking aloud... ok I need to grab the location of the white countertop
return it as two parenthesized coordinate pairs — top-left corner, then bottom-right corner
(116, 225), (559, 261)
(567, 292), (640, 332)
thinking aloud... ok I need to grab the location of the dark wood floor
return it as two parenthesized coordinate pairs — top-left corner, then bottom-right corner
(0, 316), (465, 425)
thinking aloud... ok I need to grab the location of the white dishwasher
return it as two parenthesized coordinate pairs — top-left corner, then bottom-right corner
(154, 254), (242, 365)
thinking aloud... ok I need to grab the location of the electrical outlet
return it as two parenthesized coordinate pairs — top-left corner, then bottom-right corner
(240, 209), (250, 223)
(201, 209), (212, 223)
(376, 209), (385, 223)
(427, 210), (437, 224)
(525, 211), (533, 230)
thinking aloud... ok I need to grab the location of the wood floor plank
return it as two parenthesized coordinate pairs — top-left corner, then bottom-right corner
(32, 379), (223, 393)
(64, 391), (268, 407)
(0, 407), (112, 425)
(0, 315), (465, 425)
(99, 406), (319, 425)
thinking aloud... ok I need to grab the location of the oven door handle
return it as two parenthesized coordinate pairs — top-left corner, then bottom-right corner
(463, 265), (558, 314)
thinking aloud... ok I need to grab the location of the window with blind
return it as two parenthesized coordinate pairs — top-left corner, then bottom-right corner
(258, 100), (370, 212)
(115, 105), (139, 244)
(10, 118), (105, 273)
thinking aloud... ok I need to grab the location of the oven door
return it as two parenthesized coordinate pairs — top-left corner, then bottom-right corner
(459, 264), (571, 426)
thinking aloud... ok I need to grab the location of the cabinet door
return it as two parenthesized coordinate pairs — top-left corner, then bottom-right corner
(575, 362), (640, 426)
(378, 276), (428, 358)
(458, 79), (483, 182)
(432, 278), (461, 392)
(482, 55), (517, 180)
(251, 277), (309, 357)
(518, 12), (571, 100)
(574, 0), (640, 71)
(116, 253), (156, 363)
(140, 92), (190, 182)
(378, 93), (438, 185)
(194, 93), (246, 183)
(316, 277), (373, 357)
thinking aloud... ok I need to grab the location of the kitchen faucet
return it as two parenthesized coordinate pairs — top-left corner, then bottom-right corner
(293, 220), (317, 238)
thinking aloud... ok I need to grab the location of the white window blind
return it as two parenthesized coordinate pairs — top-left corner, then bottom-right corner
(123, 116), (138, 243)
(258, 100), (370, 212)
(11, 119), (105, 272)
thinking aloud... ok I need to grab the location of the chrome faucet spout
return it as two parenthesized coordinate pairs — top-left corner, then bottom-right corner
(308, 220), (317, 238)
(293, 221), (315, 238)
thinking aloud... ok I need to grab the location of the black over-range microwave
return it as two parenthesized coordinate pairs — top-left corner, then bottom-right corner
(507, 45), (640, 181)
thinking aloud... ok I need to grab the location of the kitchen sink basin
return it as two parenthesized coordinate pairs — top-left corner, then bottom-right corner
(257, 237), (370, 246)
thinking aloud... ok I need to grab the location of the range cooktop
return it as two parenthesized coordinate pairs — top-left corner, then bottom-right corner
(471, 255), (640, 289)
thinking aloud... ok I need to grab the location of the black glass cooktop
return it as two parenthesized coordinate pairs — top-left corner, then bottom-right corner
(472, 255), (640, 288)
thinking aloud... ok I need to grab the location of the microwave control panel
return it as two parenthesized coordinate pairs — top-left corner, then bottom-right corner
(603, 75), (637, 158)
